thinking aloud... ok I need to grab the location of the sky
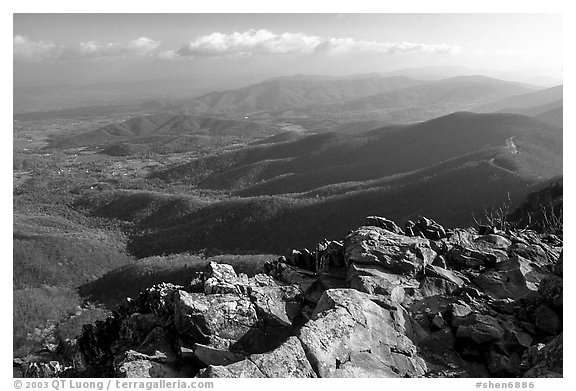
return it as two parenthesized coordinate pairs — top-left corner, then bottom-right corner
(13, 13), (563, 87)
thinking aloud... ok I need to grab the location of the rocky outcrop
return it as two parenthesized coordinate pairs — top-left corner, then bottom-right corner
(18, 216), (562, 379)
(345, 226), (437, 275)
(199, 336), (316, 378)
(298, 289), (427, 378)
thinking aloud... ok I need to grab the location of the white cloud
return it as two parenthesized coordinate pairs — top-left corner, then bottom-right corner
(13, 35), (62, 61)
(172, 29), (460, 58)
(13, 36), (161, 62)
(158, 50), (178, 60)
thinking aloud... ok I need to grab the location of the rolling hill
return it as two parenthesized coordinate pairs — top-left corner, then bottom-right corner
(473, 85), (562, 113)
(173, 76), (427, 115)
(154, 112), (562, 195)
(533, 107), (563, 128)
(276, 75), (539, 123)
(48, 114), (283, 149)
(63, 111), (560, 257)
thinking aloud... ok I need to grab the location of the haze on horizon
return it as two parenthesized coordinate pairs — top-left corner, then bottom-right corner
(13, 13), (562, 89)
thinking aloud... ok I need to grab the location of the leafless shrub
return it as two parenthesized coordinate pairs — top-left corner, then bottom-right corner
(473, 192), (515, 231)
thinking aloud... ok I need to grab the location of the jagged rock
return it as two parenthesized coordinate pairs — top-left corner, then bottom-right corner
(538, 275), (563, 309)
(521, 333), (563, 377)
(191, 343), (245, 366)
(514, 255), (549, 291)
(345, 226), (436, 275)
(134, 327), (177, 363)
(119, 313), (162, 345)
(445, 229), (508, 269)
(198, 336), (316, 378)
(424, 265), (465, 286)
(469, 258), (530, 300)
(21, 217), (563, 379)
(409, 216), (447, 240)
(204, 262), (242, 295)
(115, 359), (183, 378)
(419, 277), (459, 297)
(346, 263), (408, 302)
(476, 234), (512, 250)
(249, 336), (316, 377)
(508, 234), (561, 268)
(366, 216), (404, 235)
(173, 291), (260, 351)
(431, 255), (448, 268)
(197, 358), (265, 378)
(272, 263), (317, 292)
(450, 301), (473, 319)
(248, 284), (304, 327)
(298, 289), (427, 378)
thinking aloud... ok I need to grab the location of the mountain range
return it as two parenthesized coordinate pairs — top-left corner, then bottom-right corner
(71, 111), (562, 257)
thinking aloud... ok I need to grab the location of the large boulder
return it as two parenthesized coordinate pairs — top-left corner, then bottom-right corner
(298, 289), (427, 378)
(196, 358), (265, 378)
(444, 229), (509, 269)
(345, 227), (436, 275)
(198, 336), (316, 378)
(468, 258), (530, 300)
(419, 277), (459, 297)
(405, 216), (447, 241)
(424, 265), (465, 287)
(346, 263), (411, 302)
(248, 284), (304, 327)
(173, 291), (260, 351)
(366, 216), (404, 235)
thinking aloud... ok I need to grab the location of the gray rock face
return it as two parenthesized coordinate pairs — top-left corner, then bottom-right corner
(345, 226), (436, 275)
(419, 277), (459, 297)
(197, 359), (266, 378)
(366, 216), (404, 235)
(346, 263), (410, 302)
(198, 337), (316, 378)
(26, 217), (562, 379)
(469, 258), (530, 300)
(174, 291), (260, 351)
(424, 265), (465, 287)
(114, 359), (183, 378)
(191, 343), (245, 367)
(444, 229), (509, 269)
(298, 289), (427, 378)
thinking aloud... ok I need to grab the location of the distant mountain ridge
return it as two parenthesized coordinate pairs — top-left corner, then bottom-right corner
(48, 114), (282, 149)
(473, 85), (562, 113)
(106, 111), (564, 257)
(174, 76), (427, 115)
(155, 111), (561, 194)
(144, 75), (539, 122)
